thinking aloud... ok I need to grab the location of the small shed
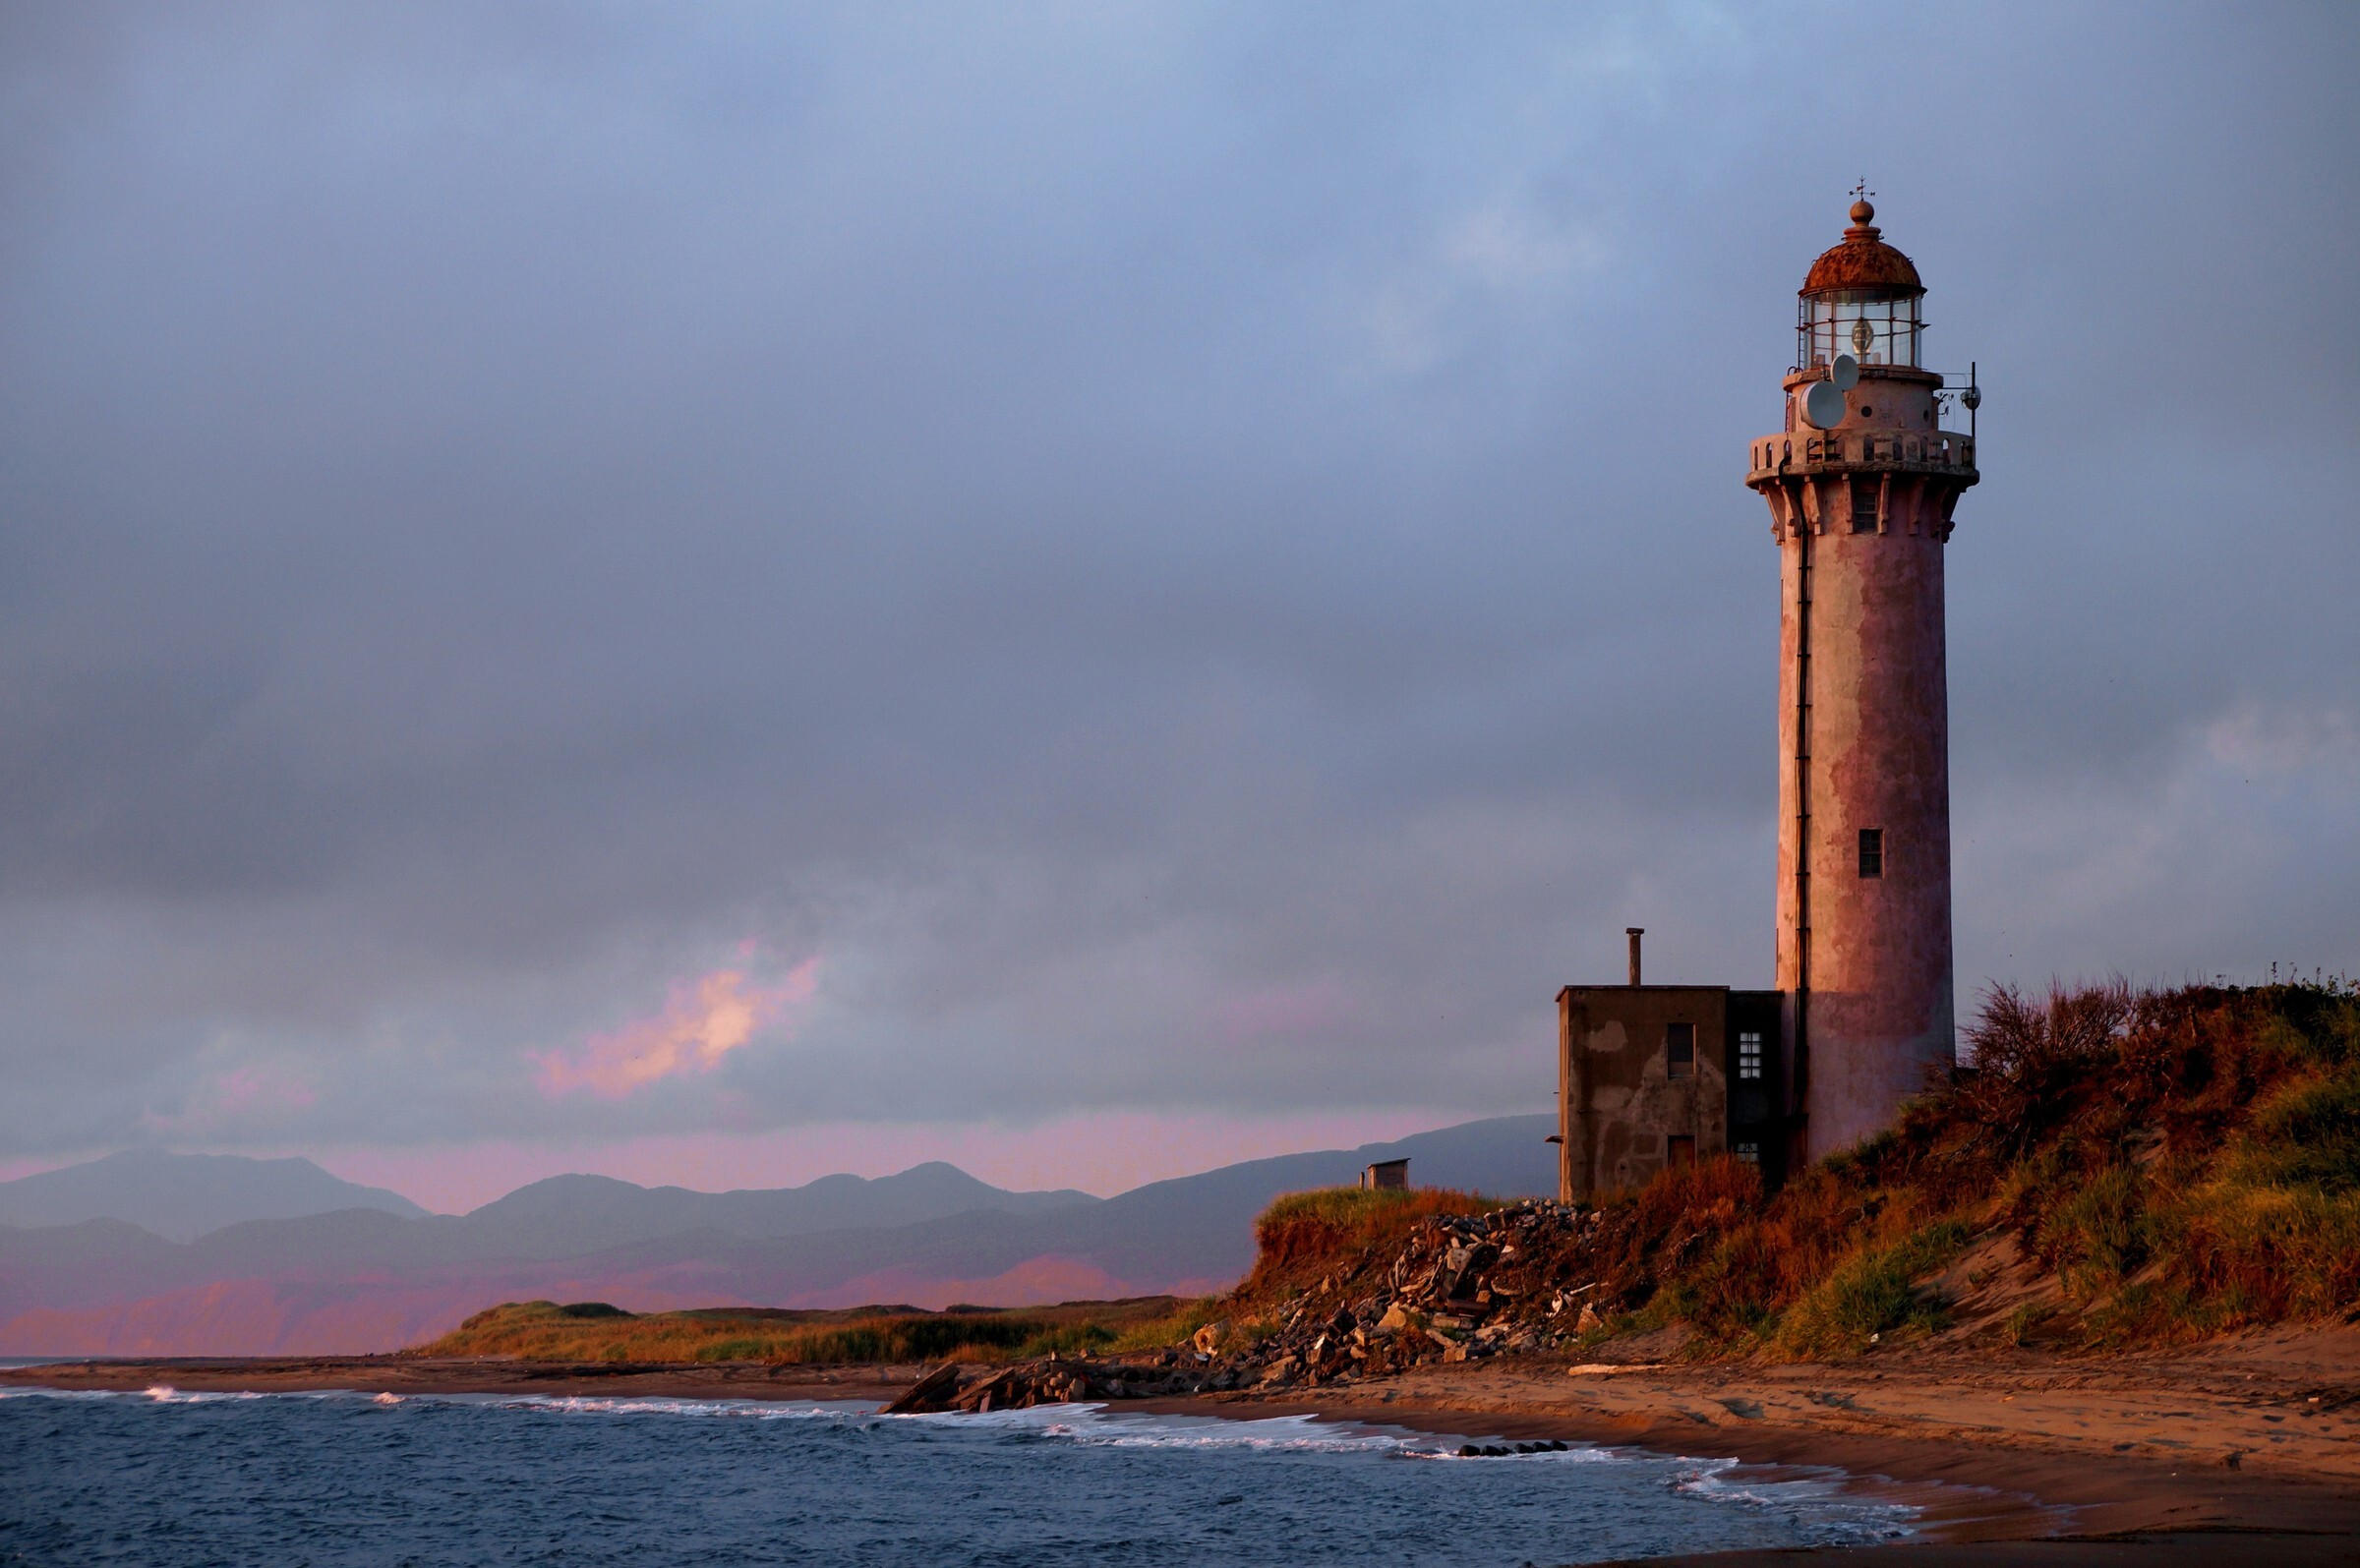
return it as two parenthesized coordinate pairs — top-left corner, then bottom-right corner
(1359, 1158), (1409, 1191)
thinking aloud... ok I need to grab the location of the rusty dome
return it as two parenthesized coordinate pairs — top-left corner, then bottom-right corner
(1800, 199), (1922, 296)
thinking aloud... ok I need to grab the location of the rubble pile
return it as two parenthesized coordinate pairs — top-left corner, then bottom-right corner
(887, 1197), (1632, 1414)
(1209, 1197), (1621, 1391)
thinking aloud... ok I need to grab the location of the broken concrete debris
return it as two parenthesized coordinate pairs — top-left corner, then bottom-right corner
(886, 1197), (1618, 1415)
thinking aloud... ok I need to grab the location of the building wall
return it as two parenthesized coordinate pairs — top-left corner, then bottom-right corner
(1557, 986), (1729, 1200)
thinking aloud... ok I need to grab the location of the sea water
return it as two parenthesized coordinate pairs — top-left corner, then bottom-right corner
(0, 1383), (1913, 1566)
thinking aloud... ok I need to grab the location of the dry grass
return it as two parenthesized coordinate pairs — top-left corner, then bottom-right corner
(1769, 1218), (1972, 1358)
(412, 1296), (1188, 1365)
(1651, 980), (2360, 1355)
(1249, 1187), (1496, 1281)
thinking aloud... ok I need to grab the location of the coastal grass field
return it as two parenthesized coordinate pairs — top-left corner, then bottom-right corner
(415, 1294), (1209, 1365)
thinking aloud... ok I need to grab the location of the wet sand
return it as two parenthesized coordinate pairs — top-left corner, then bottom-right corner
(1188, 1323), (2360, 1565)
(11, 1328), (2358, 1563)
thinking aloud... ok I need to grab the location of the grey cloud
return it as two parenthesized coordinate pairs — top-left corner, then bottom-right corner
(0, 1), (2353, 1153)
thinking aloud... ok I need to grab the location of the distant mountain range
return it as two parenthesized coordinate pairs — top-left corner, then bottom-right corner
(0, 1117), (1554, 1357)
(0, 1148), (428, 1243)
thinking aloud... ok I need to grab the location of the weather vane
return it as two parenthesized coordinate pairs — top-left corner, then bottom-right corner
(1851, 178), (1874, 203)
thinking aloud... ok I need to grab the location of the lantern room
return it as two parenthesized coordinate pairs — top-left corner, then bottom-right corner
(1797, 199), (1923, 370)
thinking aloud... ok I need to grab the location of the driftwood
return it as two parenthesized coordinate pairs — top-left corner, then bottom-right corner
(879, 1361), (962, 1414)
(881, 1354), (1213, 1414)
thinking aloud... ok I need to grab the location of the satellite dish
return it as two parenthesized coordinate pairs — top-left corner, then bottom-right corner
(1802, 379), (1847, 429)
(1829, 353), (1860, 391)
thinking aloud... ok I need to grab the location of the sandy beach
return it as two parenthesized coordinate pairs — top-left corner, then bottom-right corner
(13, 1324), (2358, 1564)
(1206, 1323), (2360, 1564)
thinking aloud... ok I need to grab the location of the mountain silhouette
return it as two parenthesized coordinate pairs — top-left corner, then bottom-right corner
(0, 1115), (1554, 1355)
(0, 1149), (428, 1244)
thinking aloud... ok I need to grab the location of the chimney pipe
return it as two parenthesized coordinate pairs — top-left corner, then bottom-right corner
(1626, 927), (1644, 987)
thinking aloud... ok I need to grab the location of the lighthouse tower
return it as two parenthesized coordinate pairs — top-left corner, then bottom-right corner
(1744, 199), (1978, 1160)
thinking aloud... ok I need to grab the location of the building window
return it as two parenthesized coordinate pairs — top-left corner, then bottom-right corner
(1734, 1140), (1760, 1165)
(1738, 1030), (1764, 1080)
(1858, 827), (1884, 878)
(1851, 480), (1879, 533)
(1668, 1135), (1696, 1169)
(1666, 1022), (1695, 1079)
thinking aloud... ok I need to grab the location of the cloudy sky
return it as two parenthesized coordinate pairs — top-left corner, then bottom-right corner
(2, 2), (2353, 1207)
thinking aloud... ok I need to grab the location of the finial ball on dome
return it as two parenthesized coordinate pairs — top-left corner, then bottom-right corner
(1801, 195), (1921, 294)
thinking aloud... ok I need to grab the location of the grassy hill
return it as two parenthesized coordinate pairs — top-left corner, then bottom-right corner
(411, 1295), (1196, 1365)
(1211, 980), (2360, 1370)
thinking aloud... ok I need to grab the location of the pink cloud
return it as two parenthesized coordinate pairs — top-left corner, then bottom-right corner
(141, 1061), (321, 1137)
(1213, 978), (1363, 1044)
(535, 958), (819, 1098)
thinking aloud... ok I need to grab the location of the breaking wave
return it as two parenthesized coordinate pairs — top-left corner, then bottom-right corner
(1, 1381), (1919, 1562)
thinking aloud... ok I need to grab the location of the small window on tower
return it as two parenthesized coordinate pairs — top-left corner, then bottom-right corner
(1859, 828), (1884, 878)
(1667, 1135), (1696, 1169)
(1738, 1030), (1764, 1080)
(1666, 1022), (1696, 1079)
(1734, 1140), (1761, 1165)
(1851, 481), (1880, 533)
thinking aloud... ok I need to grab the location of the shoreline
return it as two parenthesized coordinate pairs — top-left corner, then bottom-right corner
(1179, 1332), (2360, 1565)
(1205, 1390), (2359, 1562)
(10, 1342), (2359, 1564)
(1157, 1395), (2075, 1544)
(0, 1355), (920, 1406)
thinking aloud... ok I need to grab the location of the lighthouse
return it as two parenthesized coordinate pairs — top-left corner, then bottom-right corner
(1554, 196), (1977, 1199)
(1745, 198), (1979, 1160)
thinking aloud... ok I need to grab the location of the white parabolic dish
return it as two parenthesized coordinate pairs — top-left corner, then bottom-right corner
(1802, 379), (1846, 429)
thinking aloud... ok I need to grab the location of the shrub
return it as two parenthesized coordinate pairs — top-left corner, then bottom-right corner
(1952, 980), (2132, 1156)
(691, 1337), (766, 1363)
(2160, 1182), (2360, 1323)
(2034, 1164), (2148, 1296)
(1773, 1219), (1969, 1359)
(2233, 1067), (2360, 1195)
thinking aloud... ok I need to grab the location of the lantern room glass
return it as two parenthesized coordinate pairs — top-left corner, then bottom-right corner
(1798, 290), (1922, 370)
